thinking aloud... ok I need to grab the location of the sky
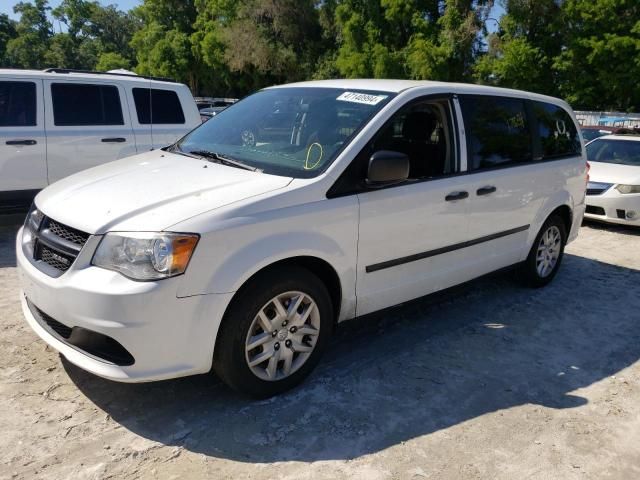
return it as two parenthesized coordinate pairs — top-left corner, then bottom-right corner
(0, 0), (141, 20)
(487, 3), (506, 34)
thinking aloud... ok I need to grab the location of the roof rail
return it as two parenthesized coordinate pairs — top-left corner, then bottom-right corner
(42, 68), (176, 83)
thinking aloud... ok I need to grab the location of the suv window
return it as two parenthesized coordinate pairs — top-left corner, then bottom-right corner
(0, 81), (36, 127)
(133, 88), (185, 124)
(460, 95), (532, 170)
(531, 101), (581, 159)
(51, 83), (124, 126)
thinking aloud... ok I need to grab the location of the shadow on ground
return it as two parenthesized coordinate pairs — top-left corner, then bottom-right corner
(0, 224), (19, 268)
(60, 251), (640, 463)
(582, 218), (640, 237)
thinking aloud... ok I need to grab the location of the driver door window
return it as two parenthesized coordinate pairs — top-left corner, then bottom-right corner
(373, 100), (456, 180)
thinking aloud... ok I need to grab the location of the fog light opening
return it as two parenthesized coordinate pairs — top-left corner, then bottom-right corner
(626, 210), (637, 220)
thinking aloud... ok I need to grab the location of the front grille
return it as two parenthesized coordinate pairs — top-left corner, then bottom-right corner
(586, 205), (605, 215)
(47, 219), (89, 246)
(586, 182), (613, 196)
(617, 209), (626, 219)
(38, 244), (75, 271)
(25, 214), (90, 277)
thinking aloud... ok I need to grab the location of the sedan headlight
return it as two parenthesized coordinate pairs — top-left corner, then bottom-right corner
(615, 184), (640, 194)
(92, 232), (199, 281)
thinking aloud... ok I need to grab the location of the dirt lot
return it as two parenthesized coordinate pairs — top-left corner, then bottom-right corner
(1, 220), (639, 480)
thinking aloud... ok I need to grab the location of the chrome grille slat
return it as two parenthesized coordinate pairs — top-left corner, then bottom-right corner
(47, 219), (89, 246)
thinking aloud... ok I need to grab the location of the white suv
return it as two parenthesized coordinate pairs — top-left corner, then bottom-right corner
(0, 68), (201, 214)
(17, 80), (587, 397)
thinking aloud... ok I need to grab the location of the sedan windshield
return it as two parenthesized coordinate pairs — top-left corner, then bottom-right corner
(586, 139), (640, 166)
(176, 87), (394, 178)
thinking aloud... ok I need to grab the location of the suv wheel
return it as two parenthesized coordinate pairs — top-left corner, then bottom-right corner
(213, 266), (333, 397)
(518, 214), (567, 288)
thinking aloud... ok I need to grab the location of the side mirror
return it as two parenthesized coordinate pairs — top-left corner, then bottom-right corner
(366, 150), (410, 187)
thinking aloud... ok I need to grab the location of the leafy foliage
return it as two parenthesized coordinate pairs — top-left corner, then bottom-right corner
(1, 0), (639, 110)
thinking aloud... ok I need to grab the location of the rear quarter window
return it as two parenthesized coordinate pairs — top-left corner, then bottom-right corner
(132, 88), (185, 124)
(0, 81), (36, 127)
(531, 101), (581, 159)
(459, 95), (532, 170)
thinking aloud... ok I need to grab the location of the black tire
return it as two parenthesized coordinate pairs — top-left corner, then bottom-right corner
(518, 214), (567, 288)
(213, 265), (333, 398)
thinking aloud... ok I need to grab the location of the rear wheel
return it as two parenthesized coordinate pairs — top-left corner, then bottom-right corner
(213, 266), (333, 397)
(518, 214), (567, 287)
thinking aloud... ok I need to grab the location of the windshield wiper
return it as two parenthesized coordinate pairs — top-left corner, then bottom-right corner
(167, 144), (200, 159)
(189, 150), (261, 172)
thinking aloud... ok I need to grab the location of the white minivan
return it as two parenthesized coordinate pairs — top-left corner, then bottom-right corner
(0, 68), (201, 214)
(17, 80), (587, 397)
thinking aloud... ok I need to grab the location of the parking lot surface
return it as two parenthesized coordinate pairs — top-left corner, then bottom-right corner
(1, 221), (639, 480)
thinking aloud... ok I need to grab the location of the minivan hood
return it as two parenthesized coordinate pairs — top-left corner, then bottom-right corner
(589, 161), (640, 185)
(35, 150), (293, 234)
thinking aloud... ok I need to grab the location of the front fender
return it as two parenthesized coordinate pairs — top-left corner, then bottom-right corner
(176, 196), (359, 320)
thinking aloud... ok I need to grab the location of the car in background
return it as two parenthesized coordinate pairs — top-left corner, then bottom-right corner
(585, 134), (640, 226)
(581, 126), (640, 143)
(0, 68), (201, 214)
(200, 106), (229, 123)
(195, 97), (237, 110)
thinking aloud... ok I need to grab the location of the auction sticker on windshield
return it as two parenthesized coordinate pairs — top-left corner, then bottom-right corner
(337, 91), (388, 105)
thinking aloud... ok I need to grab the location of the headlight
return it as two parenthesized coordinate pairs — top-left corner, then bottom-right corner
(24, 204), (44, 231)
(22, 205), (44, 255)
(615, 184), (640, 194)
(92, 232), (199, 281)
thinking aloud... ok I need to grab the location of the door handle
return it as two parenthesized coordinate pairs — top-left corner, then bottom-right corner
(445, 191), (469, 201)
(476, 186), (497, 196)
(101, 137), (126, 143)
(6, 139), (37, 146)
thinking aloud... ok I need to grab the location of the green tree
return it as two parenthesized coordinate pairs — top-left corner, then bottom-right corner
(220, 0), (322, 85)
(474, 0), (563, 95)
(5, 0), (52, 68)
(96, 51), (131, 71)
(0, 14), (17, 67)
(333, 0), (492, 81)
(130, 0), (202, 88)
(50, 0), (139, 70)
(554, 0), (640, 111)
(191, 0), (242, 94)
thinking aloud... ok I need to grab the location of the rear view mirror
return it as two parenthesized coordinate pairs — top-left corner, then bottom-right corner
(366, 150), (410, 187)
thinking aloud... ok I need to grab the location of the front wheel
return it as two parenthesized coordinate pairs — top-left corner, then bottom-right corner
(518, 214), (567, 288)
(213, 266), (333, 397)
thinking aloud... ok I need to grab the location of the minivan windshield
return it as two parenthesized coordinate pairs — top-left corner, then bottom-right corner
(175, 87), (394, 178)
(586, 138), (640, 166)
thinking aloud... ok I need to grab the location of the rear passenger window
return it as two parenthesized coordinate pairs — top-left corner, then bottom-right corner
(132, 88), (185, 124)
(0, 81), (36, 127)
(51, 83), (124, 126)
(460, 95), (532, 170)
(531, 101), (581, 159)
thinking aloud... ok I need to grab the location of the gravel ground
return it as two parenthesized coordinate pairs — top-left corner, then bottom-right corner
(1, 220), (639, 480)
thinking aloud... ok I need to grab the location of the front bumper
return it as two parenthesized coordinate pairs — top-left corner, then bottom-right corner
(17, 226), (234, 382)
(584, 191), (640, 227)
